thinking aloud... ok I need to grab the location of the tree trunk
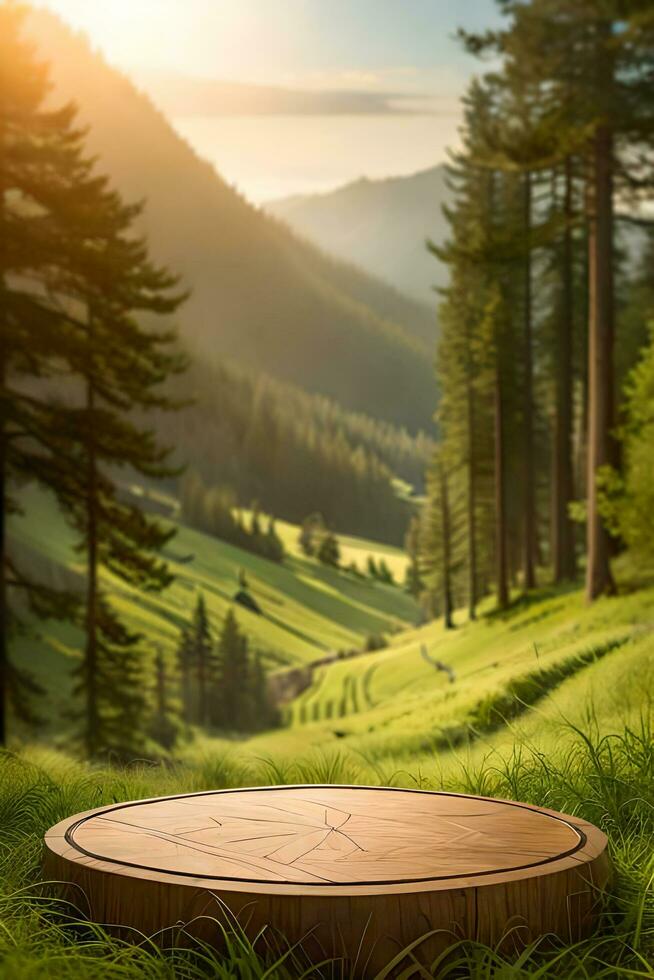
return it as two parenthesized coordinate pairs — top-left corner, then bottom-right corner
(553, 156), (577, 582)
(574, 182), (591, 502)
(466, 369), (477, 620)
(440, 469), (454, 629)
(494, 364), (509, 609)
(84, 372), (99, 757)
(522, 171), (536, 591)
(586, 125), (616, 601)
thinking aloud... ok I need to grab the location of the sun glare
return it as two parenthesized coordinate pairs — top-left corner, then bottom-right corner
(40, 0), (258, 74)
(41, 0), (183, 68)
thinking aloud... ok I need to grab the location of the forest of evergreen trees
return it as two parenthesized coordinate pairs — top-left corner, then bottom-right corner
(157, 356), (427, 546)
(419, 0), (654, 619)
(176, 595), (278, 734)
(181, 472), (286, 563)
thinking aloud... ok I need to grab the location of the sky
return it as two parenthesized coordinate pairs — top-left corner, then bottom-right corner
(37, 0), (502, 202)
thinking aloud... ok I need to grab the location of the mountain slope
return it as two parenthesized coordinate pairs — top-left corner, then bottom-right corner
(25, 10), (435, 433)
(266, 166), (452, 307)
(160, 356), (432, 545)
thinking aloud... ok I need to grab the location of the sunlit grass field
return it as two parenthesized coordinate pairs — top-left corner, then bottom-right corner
(239, 508), (411, 583)
(2, 583), (651, 977)
(5, 489), (654, 976)
(230, 583), (653, 777)
(9, 488), (419, 734)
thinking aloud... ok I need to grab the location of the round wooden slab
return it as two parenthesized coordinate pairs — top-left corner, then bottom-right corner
(45, 786), (609, 975)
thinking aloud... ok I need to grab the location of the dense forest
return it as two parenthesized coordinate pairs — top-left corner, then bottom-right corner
(419, 0), (654, 618)
(158, 357), (429, 544)
(175, 596), (279, 736)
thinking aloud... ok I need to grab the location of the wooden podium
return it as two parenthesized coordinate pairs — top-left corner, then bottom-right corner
(45, 785), (609, 975)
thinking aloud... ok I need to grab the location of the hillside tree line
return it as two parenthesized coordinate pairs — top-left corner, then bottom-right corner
(176, 594), (277, 732)
(157, 358), (427, 546)
(421, 0), (654, 616)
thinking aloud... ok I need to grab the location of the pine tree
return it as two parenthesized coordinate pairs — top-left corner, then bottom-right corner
(149, 646), (181, 752)
(432, 230), (493, 619)
(404, 516), (425, 598)
(250, 503), (262, 540)
(250, 652), (276, 731)
(439, 468), (454, 629)
(175, 625), (194, 725)
(175, 594), (219, 730)
(377, 560), (395, 586)
(432, 79), (518, 611)
(298, 513), (324, 557)
(550, 156), (581, 581)
(190, 593), (215, 728)
(422, 455), (457, 627)
(217, 608), (249, 730)
(0, 2), (86, 742)
(38, 171), (186, 757)
(264, 517), (285, 563)
(90, 633), (150, 762)
(318, 532), (341, 568)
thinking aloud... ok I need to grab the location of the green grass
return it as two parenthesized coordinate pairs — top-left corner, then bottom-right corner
(9, 487), (419, 734)
(6, 492), (654, 975)
(259, 584), (654, 769)
(1, 581), (653, 975)
(0, 703), (652, 978)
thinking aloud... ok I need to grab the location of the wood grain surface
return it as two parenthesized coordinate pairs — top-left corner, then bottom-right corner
(44, 785), (610, 976)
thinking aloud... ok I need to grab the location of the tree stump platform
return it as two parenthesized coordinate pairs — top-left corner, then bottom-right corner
(44, 785), (609, 975)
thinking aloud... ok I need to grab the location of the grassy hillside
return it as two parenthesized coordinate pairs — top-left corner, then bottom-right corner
(199, 581), (654, 777)
(2, 583), (652, 976)
(9, 488), (418, 733)
(25, 9), (436, 434)
(266, 166), (451, 309)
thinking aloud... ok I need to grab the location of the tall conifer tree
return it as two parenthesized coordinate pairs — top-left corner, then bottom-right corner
(38, 152), (186, 757)
(0, 3), (90, 740)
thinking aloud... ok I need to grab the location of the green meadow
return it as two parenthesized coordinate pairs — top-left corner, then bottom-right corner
(1, 579), (652, 977)
(5, 493), (654, 980)
(4, 489), (653, 976)
(9, 487), (419, 737)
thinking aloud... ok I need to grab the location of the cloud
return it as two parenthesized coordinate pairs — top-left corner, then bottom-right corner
(134, 71), (439, 117)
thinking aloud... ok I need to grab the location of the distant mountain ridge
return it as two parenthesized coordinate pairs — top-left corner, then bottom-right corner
(265, 166), (452, 306)
(26, 9), (436, 434)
